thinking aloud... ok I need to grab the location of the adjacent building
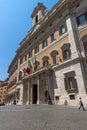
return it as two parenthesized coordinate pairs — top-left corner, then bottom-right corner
(0, 79), (8, 105)
(7, 0), (87, 107)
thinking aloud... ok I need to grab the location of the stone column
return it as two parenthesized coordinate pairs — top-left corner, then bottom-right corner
(17, 58), (20, 82)
(27, 79), (31, 104)
(37, 77), (40, 104)
(30, 80), (33, 104)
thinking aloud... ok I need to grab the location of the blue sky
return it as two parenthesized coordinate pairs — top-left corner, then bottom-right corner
(0, 0), (58, 81)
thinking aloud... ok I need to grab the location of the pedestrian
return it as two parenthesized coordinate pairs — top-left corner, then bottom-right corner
(78, 97), (85, 111)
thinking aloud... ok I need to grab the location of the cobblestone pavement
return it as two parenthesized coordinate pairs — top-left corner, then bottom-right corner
(0, 105), (87, 130)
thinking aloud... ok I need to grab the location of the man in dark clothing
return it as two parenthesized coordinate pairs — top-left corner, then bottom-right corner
(78, 97), (85, 111)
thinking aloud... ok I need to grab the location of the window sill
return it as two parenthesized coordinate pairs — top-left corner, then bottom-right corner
(67, 88), (78, 93)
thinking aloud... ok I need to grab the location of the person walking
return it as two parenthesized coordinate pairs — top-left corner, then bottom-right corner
(78, 97), (85, 111)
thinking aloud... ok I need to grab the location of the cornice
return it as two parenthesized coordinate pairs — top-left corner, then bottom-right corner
(53, 57), (80, 71)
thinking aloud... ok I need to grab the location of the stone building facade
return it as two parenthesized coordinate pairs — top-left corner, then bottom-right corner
(7, 0), (87, 107)
(0, 79), (8, 105)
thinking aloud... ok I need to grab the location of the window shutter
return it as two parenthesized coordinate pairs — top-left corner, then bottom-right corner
(69, 49), (71, 58)
(64, 78), (68, 90)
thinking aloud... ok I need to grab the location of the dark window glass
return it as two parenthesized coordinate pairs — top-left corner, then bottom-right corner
(42, 40), (47, 48)
(53, 55), (57, 65)
(69, 95), (75, 100)
(24, 55), (27, 61)
(23, 69), (26, 77)
(20, 58), (23, 64)
(36, 15), (38, 23)
(77, 13), (87, 25)
(63, 49), (70, 60)
(67, 77), (74, 90)
(43, 60), (48, 67)
(55, 96), (59, 101)
(51, 33), (55, 42)
(60, 25), (66, 35)
(35, 46), (39, 54)
(64, 76), (78, 92)
(19, 72), (22, 80)
(28, 51), (32, 58)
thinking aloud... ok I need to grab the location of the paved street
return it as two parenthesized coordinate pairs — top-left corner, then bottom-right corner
(0, 105), (87, 130)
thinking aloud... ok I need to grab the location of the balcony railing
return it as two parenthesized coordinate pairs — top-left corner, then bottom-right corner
(67, 88), (78, 93)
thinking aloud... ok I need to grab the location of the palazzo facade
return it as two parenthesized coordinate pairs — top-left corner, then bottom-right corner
(7, 0), (87, 107)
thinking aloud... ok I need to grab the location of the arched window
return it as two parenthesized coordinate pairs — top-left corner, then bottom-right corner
(42, 56), (49, 67)
(82, 35), (87, 56)
(50, 50), (58, 65)
(35, 15), (38, 24)
(61, 43), (71, 60)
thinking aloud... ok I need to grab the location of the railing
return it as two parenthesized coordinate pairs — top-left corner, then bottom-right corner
(67, 88), (78, 93)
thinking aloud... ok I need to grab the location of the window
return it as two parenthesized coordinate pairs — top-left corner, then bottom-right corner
(50, 33), (55, 42)
(69, 95), (75, 100)
(61, 43), (71, 61)
(77, 13), (87, 25)
(64, 77), (75, 90)
(60, 24), (67, 35)
(35, 15), (38, 23)
(67, 77), (74, 90)
(50, 50), (58, 65)
(55, 96), (59, 101)
(53, 55), (57, 65)
(43, 60), (48, 67)
(34, 60), (39, 71)
(24, 55), (27, 61)
(42, 40), (47, 48)
(19, 71), (22, 80)
(28, 51), (32, 58)
(42, 56), (49, 67)
(63, 49), (70, 60)
(23, 68), (26, 77)
(35, 46), (39, 54)
(64, 71), (78, 93)
(20, 57), (23, 64)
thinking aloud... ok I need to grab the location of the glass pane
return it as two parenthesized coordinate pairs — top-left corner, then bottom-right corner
(53, 55), (56, 64)
(42, 40), (47, 48)
(51, 34), (54, 42)
(61, 25), (66, 34)
(68, 77), (73, 89)
(64, 50), (70, 60)
(79, 14), (86, 24)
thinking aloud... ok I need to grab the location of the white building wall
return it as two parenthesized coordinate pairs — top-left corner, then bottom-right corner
(54, 61), (87, 107)
(66, 16), (79, 59)
(16, 83), (23, 105)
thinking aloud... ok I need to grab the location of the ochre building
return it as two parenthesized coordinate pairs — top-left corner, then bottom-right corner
(0, 79), (8, 105)
(7, 0), (87, 107)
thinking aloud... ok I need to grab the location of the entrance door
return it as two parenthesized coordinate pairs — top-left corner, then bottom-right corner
(33, 85), (37, 104)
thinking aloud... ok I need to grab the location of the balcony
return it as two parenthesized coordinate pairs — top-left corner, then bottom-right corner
(67, 88), (78, 93)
